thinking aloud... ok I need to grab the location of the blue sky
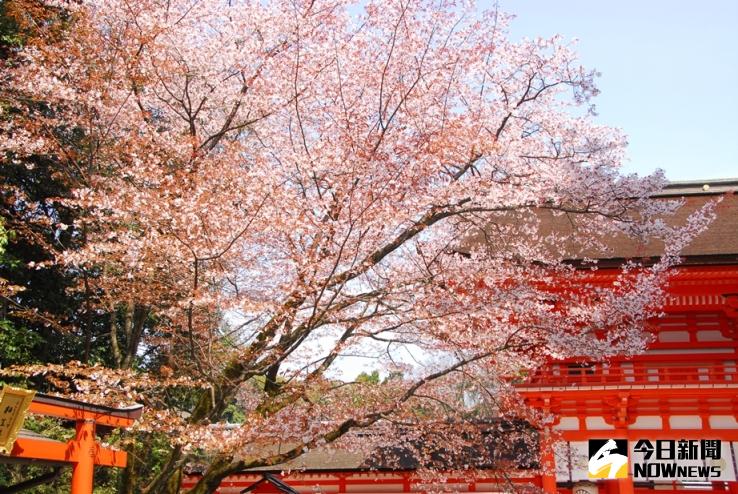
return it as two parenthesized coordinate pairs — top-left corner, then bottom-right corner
(499, 0), (738, 181)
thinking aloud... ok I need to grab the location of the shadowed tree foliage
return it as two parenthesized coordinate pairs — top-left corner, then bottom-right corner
(0, 3), (174, 491)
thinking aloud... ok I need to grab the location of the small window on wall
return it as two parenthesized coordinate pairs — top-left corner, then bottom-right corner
(657, 330), (690, 343)
(621, 362), (634, 383)
(724, 361), (735, 381)
(646, 368), (659, 382)
(696, 330), (729, 342)
(567, 363), (595, 375)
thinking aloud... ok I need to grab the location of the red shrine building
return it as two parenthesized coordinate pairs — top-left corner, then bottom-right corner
(518, 179), (738, 494)
(184, 179), (738, 494)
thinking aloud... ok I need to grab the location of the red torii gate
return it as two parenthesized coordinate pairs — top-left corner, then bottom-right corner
(2, 391), (142, 494)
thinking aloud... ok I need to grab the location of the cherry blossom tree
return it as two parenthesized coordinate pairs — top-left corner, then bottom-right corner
(0, 0), (713, 492)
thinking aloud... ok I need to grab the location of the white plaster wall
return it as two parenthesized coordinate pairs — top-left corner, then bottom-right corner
(710, 416), (738, 429)
(555, 417), (580, 431)
(669, 415), (702, 429)
(629, 416), (663, 430)
(586, 417), (614, 430)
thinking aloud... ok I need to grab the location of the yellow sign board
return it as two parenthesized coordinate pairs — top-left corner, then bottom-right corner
(0, 386), (36, 454)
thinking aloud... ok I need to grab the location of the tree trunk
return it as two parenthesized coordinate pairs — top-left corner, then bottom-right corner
(82, 271), (93, 363)
(141, 446), (183, 494)
(109, 307), (122, 368)
(164, 466), (183, 494)
(121, 303), (147, 369)
(119, 441), (137, 494)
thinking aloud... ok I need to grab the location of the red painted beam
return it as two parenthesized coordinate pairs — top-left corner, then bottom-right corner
(10, 436), (73, 463)
(9, 435), (126, 468)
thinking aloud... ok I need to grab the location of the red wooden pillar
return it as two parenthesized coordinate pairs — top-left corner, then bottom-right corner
(540, 431), (557, 494)
(71, 419), (96, 494)
(616, 476), (634, 494)
(402, 472), (411, 492)
(541, 460), (557, 493)
(605, 479), (620, 494)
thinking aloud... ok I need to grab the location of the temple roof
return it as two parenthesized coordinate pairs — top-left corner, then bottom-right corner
(189, 421), (538, 475)
(599, 178), (738, 263)
(654, 178), (738, 197)
(459, 178), (738, 267)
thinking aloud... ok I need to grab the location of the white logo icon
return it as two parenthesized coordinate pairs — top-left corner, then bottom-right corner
(588, 439), (628, 479)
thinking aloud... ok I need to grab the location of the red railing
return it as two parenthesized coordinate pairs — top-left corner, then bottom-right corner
(516, 359), (738, 387)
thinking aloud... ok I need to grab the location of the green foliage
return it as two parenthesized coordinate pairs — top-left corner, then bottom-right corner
(0, 319), (42, 366)
(222, 402), (246, 424)
(0, 219), (41, 367)
(101, 429), (183, 493)
(0, 217), (9, 255)
(0, 1), (23, 56)
(356, 370), (380, 384)
(355, 370), (404, 385)
(24, 415), (74, 442)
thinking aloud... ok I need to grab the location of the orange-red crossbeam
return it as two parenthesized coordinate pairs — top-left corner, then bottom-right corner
(9, 396), (141, 494)
(9, 434), (127, 468)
